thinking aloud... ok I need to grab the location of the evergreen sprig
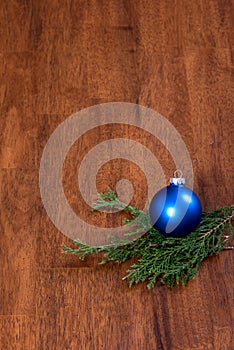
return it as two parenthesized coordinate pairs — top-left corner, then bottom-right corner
(62, 188), (234, 289)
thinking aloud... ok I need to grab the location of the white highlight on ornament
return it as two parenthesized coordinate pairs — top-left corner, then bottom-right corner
(166, 207), (175, 217)
(182, 193), (193, 204)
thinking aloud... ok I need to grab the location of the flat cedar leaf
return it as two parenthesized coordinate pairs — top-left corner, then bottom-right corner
(62, 189), (234, 289)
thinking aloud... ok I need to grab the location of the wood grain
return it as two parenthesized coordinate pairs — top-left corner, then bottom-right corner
(0, 0), (233, 349)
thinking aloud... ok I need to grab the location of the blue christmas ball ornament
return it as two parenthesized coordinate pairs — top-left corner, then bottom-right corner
(149, 170), (202, 237)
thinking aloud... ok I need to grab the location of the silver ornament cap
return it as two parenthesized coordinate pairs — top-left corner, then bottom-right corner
(170, 169), (185, 185)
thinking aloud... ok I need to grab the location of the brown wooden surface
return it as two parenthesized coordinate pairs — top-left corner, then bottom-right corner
(0, 1), (233, 349)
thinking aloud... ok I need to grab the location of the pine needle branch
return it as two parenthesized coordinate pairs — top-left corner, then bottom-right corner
(62, 188), (234, 289)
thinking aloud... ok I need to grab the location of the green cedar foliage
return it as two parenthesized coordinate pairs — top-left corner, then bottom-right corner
(62, 188), (234, 289)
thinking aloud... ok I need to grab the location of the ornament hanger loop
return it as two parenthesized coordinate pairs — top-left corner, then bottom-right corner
(170, 169), (185, 185)
(174, 169), (183, 178)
